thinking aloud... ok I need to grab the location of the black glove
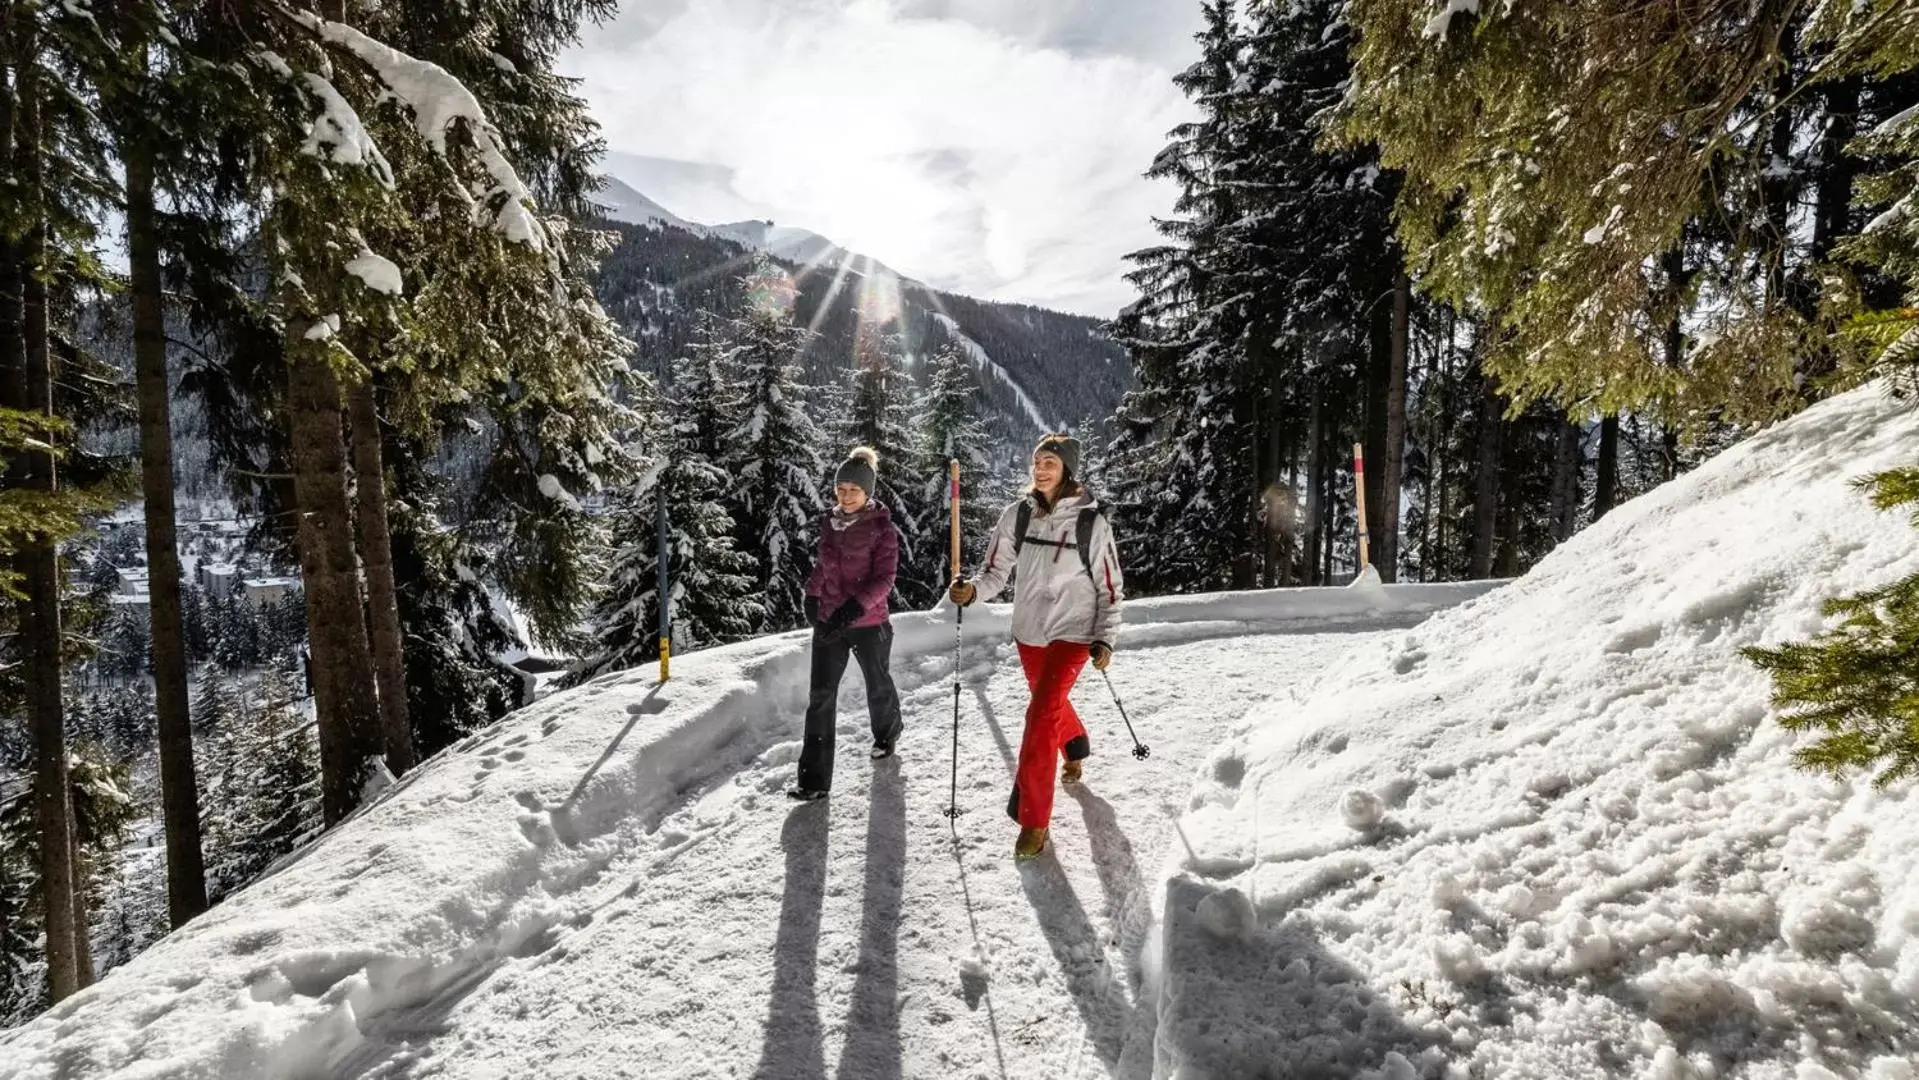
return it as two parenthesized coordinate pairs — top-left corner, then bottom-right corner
(949, 579), (977, 607)
(804, 596), (820, 625)
(1089, 641), (1112, 671)
(823, 599), (862, 632)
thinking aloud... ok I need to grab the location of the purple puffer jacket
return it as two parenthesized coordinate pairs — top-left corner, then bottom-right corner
(807, 501), (897, 629)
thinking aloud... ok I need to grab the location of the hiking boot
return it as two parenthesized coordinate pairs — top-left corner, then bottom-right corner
(786, 786), (828, 802)
(1061, 759), (1082, 785)
(1014, 827), (1048, 861)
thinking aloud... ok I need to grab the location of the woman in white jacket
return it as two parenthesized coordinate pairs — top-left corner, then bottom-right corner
(950, 434), (1124, 861)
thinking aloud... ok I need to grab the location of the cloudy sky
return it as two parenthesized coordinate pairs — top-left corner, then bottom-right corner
(560, 0), (1202, 318)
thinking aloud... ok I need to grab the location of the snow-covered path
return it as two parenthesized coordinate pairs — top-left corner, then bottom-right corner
(346, 630), (1379, 1080)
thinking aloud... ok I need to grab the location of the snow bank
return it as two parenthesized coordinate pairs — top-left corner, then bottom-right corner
(0, 581), (1488, 1079)
(1161, 383), (1919, 1079)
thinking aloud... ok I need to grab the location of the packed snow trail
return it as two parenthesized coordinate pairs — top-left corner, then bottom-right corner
(0, 584), (1484, 1080)
(344, 630), (1383, 1080)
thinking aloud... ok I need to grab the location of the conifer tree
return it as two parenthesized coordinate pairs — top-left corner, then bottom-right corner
(573, 429), (761, 681)
(846, 318), (922, 603)
(909, 341), (997, 600)
(721, 258), (826, 632)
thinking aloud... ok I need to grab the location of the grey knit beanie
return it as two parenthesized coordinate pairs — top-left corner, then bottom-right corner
(1034, 433), (1080, 477)
(834, 446), (878, 496)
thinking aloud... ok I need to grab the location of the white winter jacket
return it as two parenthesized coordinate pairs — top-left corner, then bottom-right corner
(971, 491), (1124, 648)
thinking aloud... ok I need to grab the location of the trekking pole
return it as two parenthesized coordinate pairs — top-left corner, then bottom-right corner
(944, 458), (964, 821)
(1099, 668), (1150, 760)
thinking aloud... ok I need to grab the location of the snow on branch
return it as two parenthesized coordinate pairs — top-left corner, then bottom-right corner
(292, 9), (546, 250)
(300, 72), (395, 187)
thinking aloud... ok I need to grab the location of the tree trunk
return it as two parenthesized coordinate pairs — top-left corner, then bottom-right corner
(1380, 269), (1410, 582)
(1363, 290), (1390, 578)
(10, 50), (85, 997)
(287, 338), (383, 824)
(126, 129), (209, 926)
(1593, 415), (1619, 521)
(1809, 77), (1859, 269)
(1303, 387), (1323, 587)
(348, 380), (414, 775)
(1550, 412), (1582, 544)
(1468, 368), (1502, 580)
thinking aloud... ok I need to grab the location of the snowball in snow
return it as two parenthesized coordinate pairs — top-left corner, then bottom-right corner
(1340, 787), (1387, 830)
(1195, 887), (1257, 941)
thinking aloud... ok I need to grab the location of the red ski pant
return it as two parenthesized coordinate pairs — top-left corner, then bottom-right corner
(1009, 641), (1090, 830)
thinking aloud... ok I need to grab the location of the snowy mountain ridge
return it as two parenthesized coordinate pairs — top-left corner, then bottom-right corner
(596, 176), (905, 282)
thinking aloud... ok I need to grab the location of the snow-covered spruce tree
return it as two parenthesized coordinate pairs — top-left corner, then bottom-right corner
(179, 2), (638, 822)
(0, 824), (40, 1024)
(907, 340), (996, 601)
(1108, 0), (1263, 595)
(721, 258), (827, 633)
(845, 319), (923, 606)
(573, 424), (762, 682)
(241, 663), (323, 880)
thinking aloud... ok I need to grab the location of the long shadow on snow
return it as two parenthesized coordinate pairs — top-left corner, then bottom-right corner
(752, 806), (832, 1080)
(834, 758), (905, 1080)
(562, 681), (669, 814)
(1157, 875), (1447, 1079)
(946, 830), (1014, 1079)
(1018, 853), (1132, 1073)
(1068, 785), (1159, 1077)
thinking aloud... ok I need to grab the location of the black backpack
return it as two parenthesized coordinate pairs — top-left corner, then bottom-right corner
(1012, 498), (1106, 587)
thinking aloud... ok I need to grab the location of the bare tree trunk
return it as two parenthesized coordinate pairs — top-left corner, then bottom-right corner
(1435, 317), (1454, 578)
(1363, 291), (1390, 578)
(125, 123), (209, 926)
(1380, 269), (1410, 582)
(1303, 387), (1323, 587)
(1468, 367), (1502, 580)
(1593, 415), (1620, 521)
(1550, 412), (1582, 544)
(10, 44), (84, 996)
(348, 380), (413, 775)
(287, 337), (383, 824)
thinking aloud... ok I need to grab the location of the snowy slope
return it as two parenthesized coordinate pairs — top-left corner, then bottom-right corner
(1165, 382), (1919, 1079)
(0, 584), (1487, 1080)
(592, 174), (902, 281)
(593, 176), (698, 232)
(12, 385), (1918, 1080)
(929, 312), (1056, 432)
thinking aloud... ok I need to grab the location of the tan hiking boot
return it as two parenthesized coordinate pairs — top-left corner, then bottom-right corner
(1061, 759), (1082, 785)
(1015, 827), (1048, 861)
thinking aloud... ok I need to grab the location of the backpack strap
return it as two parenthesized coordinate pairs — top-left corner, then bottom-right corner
(1074, 505), (1102, 584)
(1012, 498), (1106, 587)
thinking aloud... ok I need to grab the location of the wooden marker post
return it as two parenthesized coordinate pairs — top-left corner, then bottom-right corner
(944, 458), (963, 820)
(1352, 442), (1371, 573)
(950, 459), (962, 579)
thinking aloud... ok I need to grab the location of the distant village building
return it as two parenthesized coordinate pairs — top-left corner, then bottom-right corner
(242, 576), (303, 609)
(116, 567), (149, 597)
(199, 563), (240, 601)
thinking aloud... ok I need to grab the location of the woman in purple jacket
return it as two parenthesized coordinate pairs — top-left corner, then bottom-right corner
(788, 446), (904, 801)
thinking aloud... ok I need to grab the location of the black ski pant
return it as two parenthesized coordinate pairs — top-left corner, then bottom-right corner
(797, 621), (902, 792)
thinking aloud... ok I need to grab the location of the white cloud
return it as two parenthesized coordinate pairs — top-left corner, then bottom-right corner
(562, 0), (1198, 317)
